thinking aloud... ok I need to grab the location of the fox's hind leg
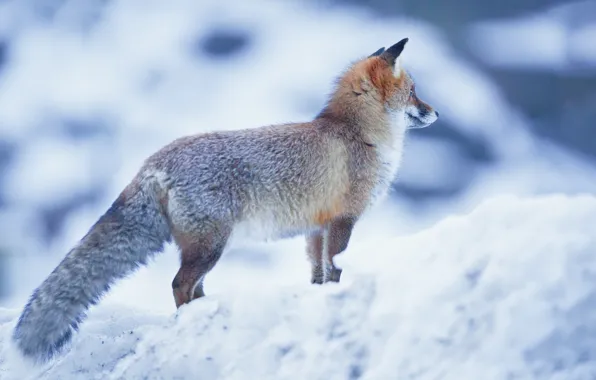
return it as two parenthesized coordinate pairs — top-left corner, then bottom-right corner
(323, 216), (356, 283)
(171, 226), (230, 308)
(306, 231), (325, 284)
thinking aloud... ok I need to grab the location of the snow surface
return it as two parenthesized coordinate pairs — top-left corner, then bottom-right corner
(2, 194), (596, 379)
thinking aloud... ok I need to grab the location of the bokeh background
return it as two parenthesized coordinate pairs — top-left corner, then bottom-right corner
(0, 0), (594, 310)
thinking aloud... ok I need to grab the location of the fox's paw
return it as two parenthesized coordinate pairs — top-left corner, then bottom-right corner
(173, 287), (190, 308)
(311, 265), (324, 284)
(311, 273), (324, 284)
(325, 267), (342, 283)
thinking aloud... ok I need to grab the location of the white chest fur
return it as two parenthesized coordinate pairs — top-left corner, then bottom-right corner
(369, 111), (407, 205)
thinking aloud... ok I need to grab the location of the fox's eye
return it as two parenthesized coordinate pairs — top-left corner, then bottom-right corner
(409, 89), (414, 98)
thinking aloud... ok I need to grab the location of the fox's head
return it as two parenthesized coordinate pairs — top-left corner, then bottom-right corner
(366, 38), (439, 129)
(324, 38), (438, 132)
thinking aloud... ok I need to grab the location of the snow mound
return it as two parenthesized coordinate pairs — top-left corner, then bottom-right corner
(2, 194), (596, 379)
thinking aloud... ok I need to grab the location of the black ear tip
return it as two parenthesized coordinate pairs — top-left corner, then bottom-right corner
(383, 37), (410, 61)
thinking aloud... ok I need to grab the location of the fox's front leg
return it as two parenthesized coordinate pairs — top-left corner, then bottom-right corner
(323, 216), (356, 283)
(306, 231), (325, 284)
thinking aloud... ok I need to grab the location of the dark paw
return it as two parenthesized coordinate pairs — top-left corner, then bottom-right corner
(311, 265), (324, 284)
(311, 275), (324, 284)
(326, 267), (342, 283)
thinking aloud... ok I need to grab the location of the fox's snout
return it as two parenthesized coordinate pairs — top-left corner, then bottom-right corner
(406, 102), (438, 129)
(406, 87), (438, 129)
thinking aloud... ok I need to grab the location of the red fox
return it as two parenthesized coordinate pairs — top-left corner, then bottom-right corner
(12, 38), (438, 363)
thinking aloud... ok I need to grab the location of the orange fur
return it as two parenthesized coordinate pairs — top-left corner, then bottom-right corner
(313, 197), (345, 226)
(367, 58), (407, 101)
(326, 56), (409, 118)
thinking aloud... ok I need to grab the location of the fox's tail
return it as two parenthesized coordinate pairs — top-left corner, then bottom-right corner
(12, 177), (171, 363)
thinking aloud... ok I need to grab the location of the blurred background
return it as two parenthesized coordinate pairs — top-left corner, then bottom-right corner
(0, 0), (594, 311)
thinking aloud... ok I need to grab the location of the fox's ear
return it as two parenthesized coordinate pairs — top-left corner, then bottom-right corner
(381, 38), (408, 72)
(368, 47), (385, 58)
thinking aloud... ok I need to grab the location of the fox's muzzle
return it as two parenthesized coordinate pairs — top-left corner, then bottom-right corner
(406, 106), (439, 129)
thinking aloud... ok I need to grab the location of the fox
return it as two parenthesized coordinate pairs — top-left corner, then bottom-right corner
(12, 37), (438, 363)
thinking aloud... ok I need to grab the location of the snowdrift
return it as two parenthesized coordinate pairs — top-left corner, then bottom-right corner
(2, 194), (596, 380)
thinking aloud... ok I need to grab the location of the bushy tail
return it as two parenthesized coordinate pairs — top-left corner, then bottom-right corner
(12, 178), (171, 363)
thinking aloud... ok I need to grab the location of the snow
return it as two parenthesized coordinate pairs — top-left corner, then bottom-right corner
(2, 194), (596, 379)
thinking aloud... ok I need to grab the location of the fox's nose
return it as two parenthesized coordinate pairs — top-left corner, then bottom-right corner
(434, 110), (439, 118)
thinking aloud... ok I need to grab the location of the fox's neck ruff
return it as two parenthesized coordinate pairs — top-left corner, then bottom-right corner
(377, 109), (407, 166)
(368, 109), (408, 205)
